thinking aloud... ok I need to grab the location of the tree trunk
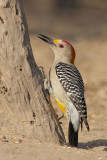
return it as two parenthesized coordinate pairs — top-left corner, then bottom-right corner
(0, 0), (65, 144)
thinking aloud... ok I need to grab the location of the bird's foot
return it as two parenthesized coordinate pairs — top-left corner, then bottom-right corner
(58, 114), (64, 121)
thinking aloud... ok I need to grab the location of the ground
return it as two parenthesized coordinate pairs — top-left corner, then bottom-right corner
(0, 1), (107, 160)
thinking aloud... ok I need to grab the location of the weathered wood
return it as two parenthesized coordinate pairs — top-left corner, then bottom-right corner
(0, 0), (65, 144)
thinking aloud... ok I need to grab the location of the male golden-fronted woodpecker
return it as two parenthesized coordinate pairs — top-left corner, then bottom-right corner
(38, 34), (89, 147)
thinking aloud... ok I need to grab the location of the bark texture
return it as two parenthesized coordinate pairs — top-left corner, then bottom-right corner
(0, 0), (65, 144)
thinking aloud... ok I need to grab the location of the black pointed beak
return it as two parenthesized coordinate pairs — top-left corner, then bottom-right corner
(38, 34), (56, 46)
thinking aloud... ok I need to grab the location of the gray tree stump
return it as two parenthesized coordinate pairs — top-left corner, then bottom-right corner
(0, 0), (65, 144)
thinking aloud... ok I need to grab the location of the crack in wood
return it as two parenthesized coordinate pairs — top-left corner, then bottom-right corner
(0, 17), (4, 23)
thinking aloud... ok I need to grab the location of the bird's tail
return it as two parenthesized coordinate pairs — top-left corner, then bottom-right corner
(84, 118), (90, 131)
(68, 121), (78, 147)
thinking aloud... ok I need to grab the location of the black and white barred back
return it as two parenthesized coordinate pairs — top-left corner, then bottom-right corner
(55, 62), (89, 131)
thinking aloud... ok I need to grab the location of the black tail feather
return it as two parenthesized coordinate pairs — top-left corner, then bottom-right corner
(80, 118), (83, 131)
(68, 121), (78, 147)
(83, 118), (90, 132)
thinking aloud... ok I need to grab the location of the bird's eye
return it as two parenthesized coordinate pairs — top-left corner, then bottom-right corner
(59, 44), (64, 48)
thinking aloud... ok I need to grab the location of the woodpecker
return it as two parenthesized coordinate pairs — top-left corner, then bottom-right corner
(38, 34), (89, 147)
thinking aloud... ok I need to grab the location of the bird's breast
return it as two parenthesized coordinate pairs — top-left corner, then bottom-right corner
(50, 66), (69, 104)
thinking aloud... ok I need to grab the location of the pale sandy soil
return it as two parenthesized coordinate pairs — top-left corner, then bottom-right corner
(0, 1), (107, 160)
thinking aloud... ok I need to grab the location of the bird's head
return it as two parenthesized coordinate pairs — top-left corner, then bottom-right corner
(38, 34), (76, 64)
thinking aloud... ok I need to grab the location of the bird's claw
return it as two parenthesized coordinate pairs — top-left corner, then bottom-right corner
(44, 77), (49, 90)
(58, 114), (64, 121)
(39, 66), (46, 79)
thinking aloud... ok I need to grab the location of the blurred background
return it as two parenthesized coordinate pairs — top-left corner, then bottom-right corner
(23, 0), (107, 143)
(23, 0), (107, 40)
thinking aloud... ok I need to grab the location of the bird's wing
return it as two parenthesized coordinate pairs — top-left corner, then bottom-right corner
(55, 62), (87, 118)
(55, 62), (89, 131)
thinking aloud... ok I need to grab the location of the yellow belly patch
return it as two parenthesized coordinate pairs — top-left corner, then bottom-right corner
(56, 99), (66, 114)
